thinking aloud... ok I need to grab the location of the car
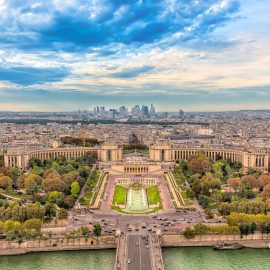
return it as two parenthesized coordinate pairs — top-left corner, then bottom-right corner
(128, 228), (132, 231)
(136, 242), (139, 246)
(101, 219), (105, 222)
(142, 225), (146, 228)
(135, 228), (139, 231)
(128, 259), (131, 264)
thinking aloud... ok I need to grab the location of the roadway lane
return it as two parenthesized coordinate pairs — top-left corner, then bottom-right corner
(140, 235), (152, 270)
(127, 234), (152, 270)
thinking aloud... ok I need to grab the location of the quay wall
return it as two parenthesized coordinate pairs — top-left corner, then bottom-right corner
(0, 235), (117, 256)
(1, 233), (270, 257)
(161, 232), (270, 248)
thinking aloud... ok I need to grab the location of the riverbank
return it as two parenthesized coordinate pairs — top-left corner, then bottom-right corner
(161, 232), (270, 249)
(1, 232), (270, 257)
(0, 235), (117, 256)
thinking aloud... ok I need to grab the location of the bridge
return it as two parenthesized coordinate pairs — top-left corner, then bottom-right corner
(115, 232), (164, 270)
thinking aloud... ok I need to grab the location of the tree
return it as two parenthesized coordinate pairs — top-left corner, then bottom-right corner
(79, 165), (91, 178)
(239, 224), (250, 237)
(44, 203), (56, 220)
(63, 195), (76, 209)
(71, 181), (80, 196)
(23, 218), (42, 233)
(261, 184), (270, 201)
(31, 166), (44, 176)
(43, 168), (60, 179)
(93, 223), (102, 242)
(4, 220), (22, 240)
(212, 161), (224, 179)
(58, 208), (68, 220)
(62, 171), (80, 185)
(29, 158), (43, 168)
(11, 167), (21, 180)
(187, 153), (211, 174)
(65, 164), (75, 173)
(193, 223), (210, 235)
(42, 177), (66, 192)
(258, 174), (270, 189)
(0, 221), (4, 234)
(0, 176), (12, 189)
(260, 222), (270, 234)
(241, 175), (258, 189)
(80, 226), (89, 237)
(201, 173), (221, 195)
(250, 222), (257, 234)
(183, 227), (196, 239)
(227, 177), (241, 192)
(179, 159), (187, 171)
(198, 195), (210, 209)
(52, 161), (60, 169)
(48, 191), (64, 206)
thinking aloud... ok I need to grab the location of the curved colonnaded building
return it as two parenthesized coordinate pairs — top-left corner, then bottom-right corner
(4, 141), (269, 172)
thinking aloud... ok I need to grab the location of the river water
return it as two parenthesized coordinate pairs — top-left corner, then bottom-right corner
(163, 247), (270, 270)
(0, 247), (270, 270)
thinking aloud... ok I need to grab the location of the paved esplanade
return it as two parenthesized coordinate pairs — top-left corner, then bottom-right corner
(115, 233), (164, 270)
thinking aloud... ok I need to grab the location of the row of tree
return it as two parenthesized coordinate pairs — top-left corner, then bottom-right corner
(183, 223), (240, 239)
(218, 198), (270, 216)
(60, 136), (100, 147)
(0, 218), (42, 240)
(227, 212), (270, 227)
(0, 201), (68, 223)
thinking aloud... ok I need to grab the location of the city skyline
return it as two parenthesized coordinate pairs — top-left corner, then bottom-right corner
(0, 0), (269, 111)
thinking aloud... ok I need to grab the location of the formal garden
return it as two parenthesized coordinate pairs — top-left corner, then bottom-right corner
(112, 183), (162, 214)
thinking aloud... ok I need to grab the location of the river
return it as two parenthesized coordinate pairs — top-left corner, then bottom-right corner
(163, 247), (270, 270)
(0, 247), (270, 270)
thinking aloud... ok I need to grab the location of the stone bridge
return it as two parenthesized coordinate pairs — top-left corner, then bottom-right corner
(115, 232), (164, 270)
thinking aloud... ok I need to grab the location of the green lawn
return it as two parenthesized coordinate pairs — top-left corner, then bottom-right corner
(113, 185), (127, 205)
(80, 170), (100, 205)
(147, 185), (162, 206)
(181, 191), (191, 205)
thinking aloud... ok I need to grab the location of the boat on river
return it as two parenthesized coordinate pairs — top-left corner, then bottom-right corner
(213, 241), (243, 250)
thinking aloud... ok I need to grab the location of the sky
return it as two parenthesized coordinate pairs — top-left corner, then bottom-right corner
(0, 0), (269, 112)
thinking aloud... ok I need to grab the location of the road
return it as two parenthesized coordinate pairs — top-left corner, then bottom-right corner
(126, 234), (152, 270)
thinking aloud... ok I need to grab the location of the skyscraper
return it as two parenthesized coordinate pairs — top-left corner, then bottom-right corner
(132, 105), (141, 117)
(141, 105), (149, 117)
(119, 106), (128, 117)
(150, 103), (156, 117)
(179, 109), (184, 120)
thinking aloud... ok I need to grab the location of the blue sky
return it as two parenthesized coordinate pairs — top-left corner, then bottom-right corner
(0, 0), (269, 111)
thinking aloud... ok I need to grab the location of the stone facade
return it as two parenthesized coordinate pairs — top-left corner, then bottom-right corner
(149, 141), (269, 172)
(4, 141), (269, 172)
(4, 142), (123, 169)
